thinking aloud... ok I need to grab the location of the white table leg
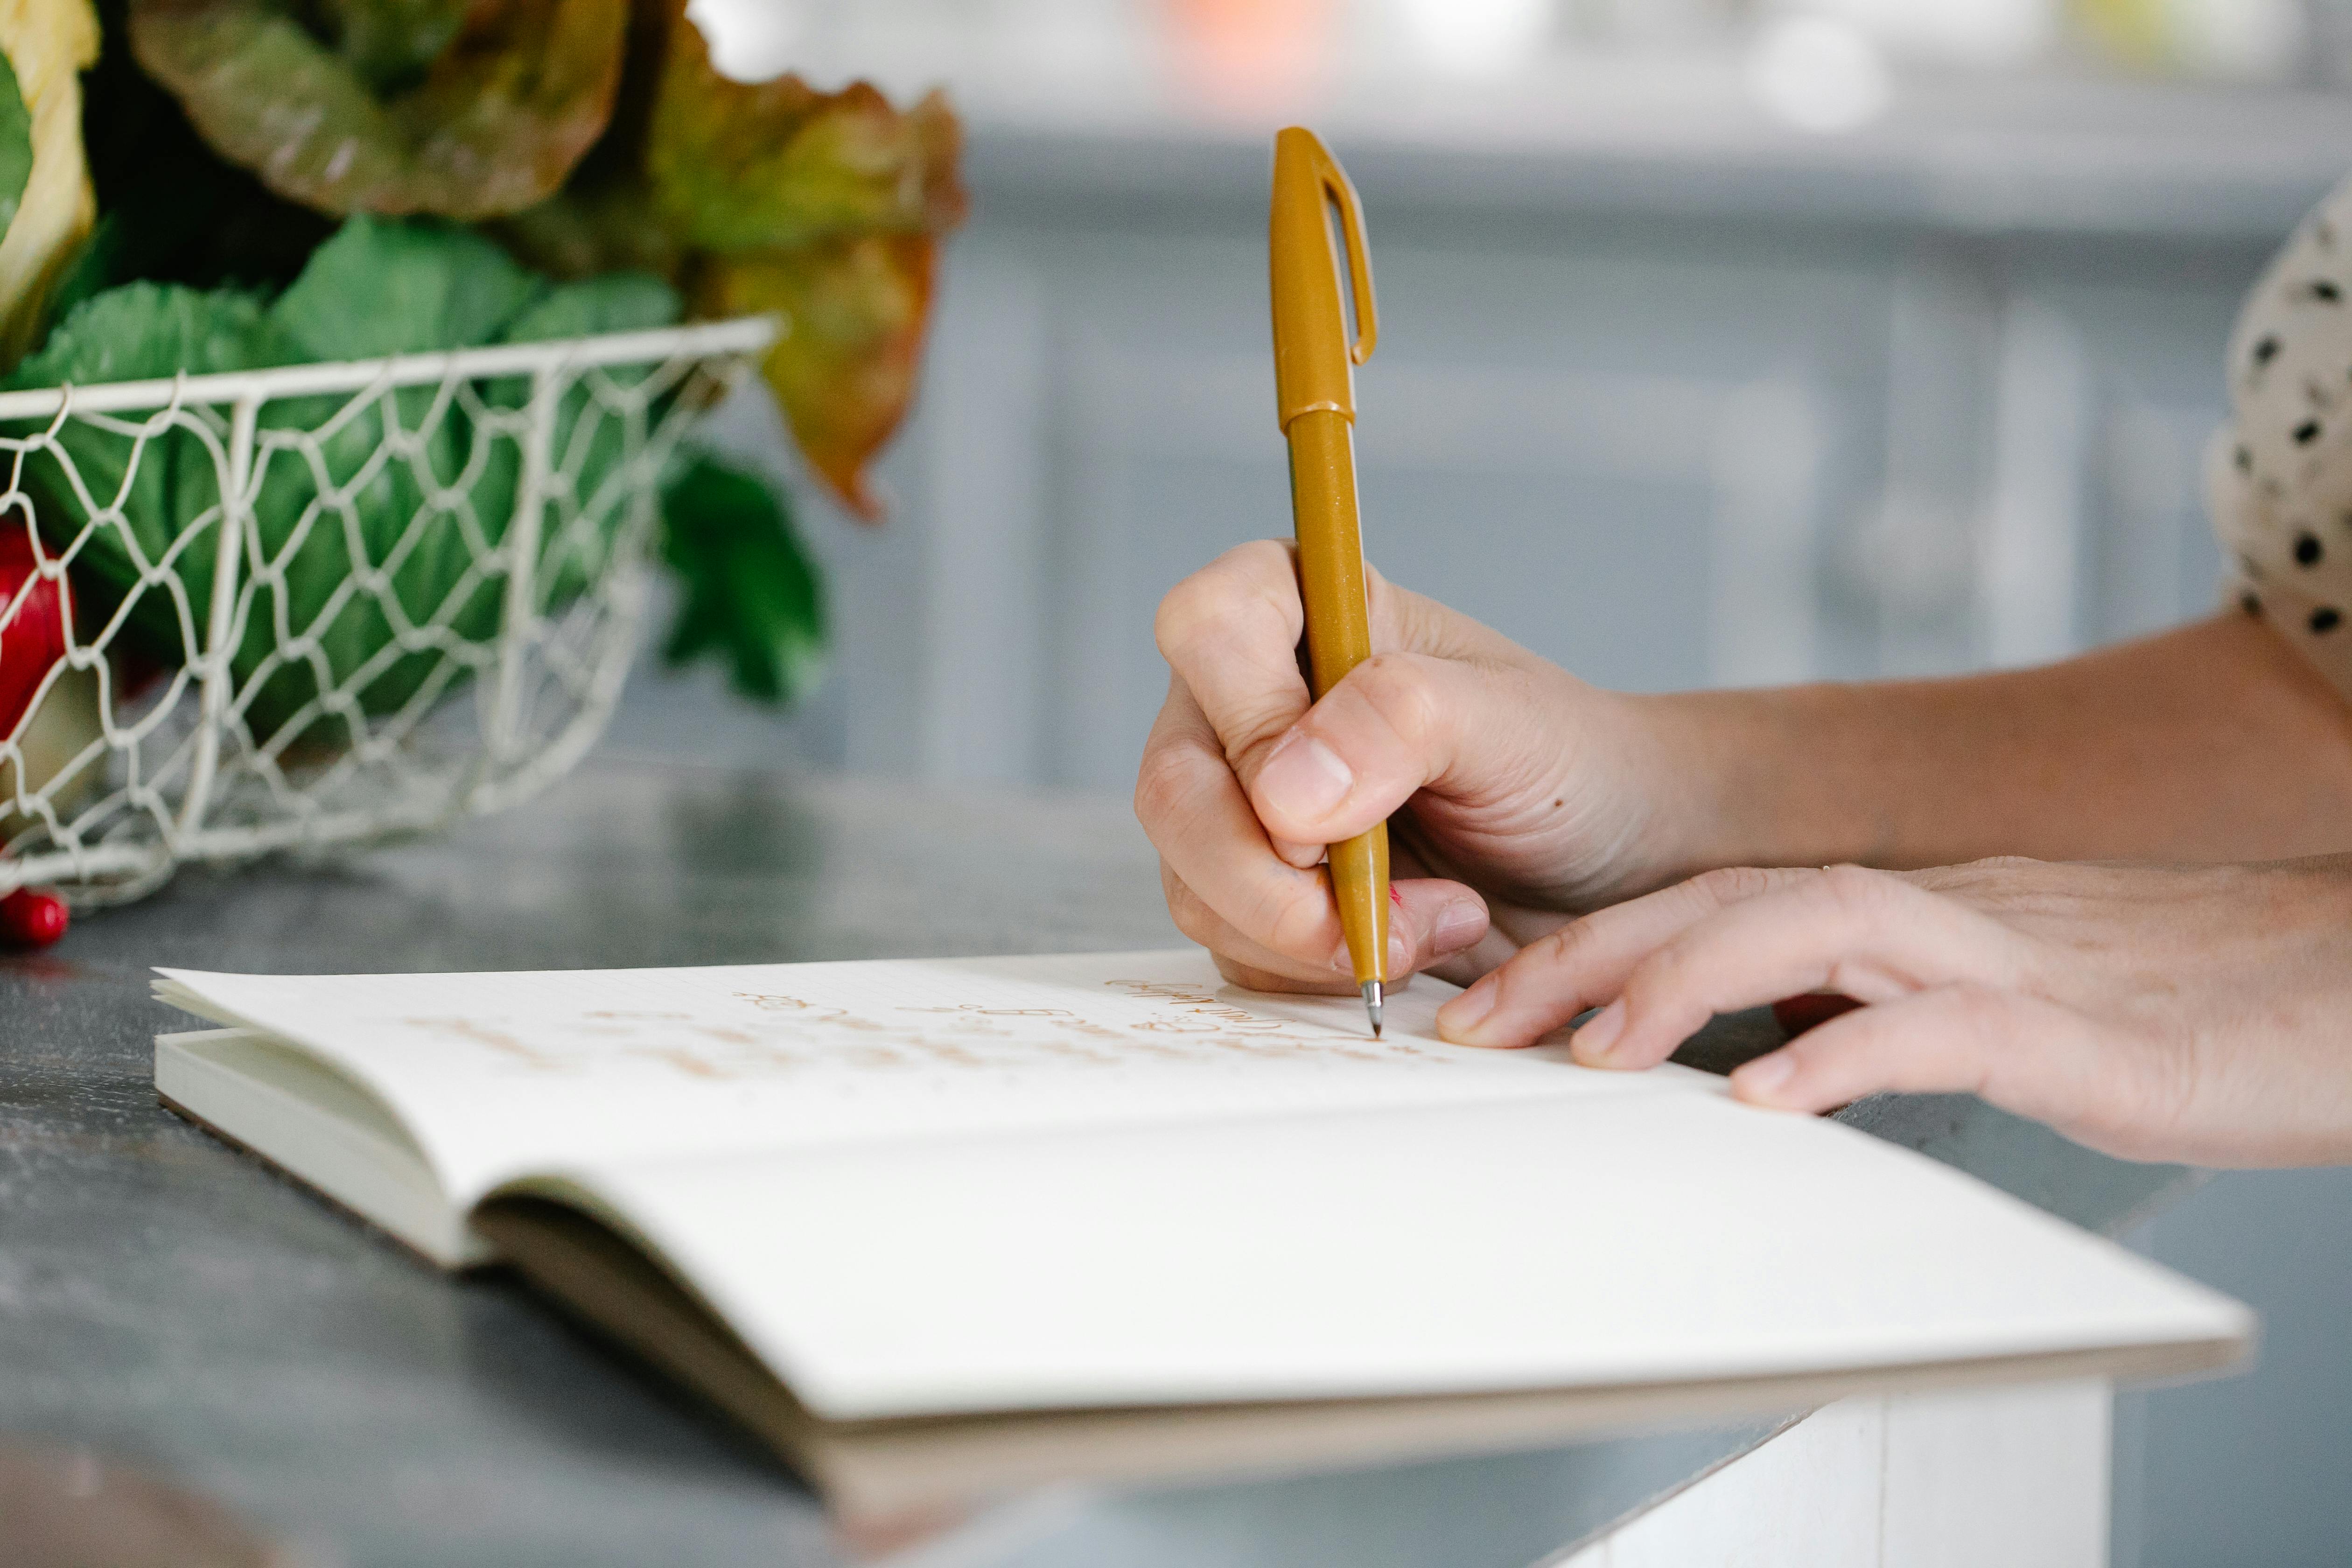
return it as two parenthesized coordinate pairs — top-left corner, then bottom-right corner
(1553, 1381), (2111, 1568)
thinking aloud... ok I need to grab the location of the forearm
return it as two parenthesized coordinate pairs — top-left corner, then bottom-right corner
(1640, 612), (2352, 875)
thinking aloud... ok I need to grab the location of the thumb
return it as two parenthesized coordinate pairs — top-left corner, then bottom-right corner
(1246, 651), (1533, 846)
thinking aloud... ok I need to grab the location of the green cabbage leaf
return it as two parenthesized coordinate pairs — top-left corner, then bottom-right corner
(2, 217), (681, 748)
(658, 450), (825, 706)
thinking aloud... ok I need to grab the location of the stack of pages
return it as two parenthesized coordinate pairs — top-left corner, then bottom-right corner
(154, 950), (2250, 1516)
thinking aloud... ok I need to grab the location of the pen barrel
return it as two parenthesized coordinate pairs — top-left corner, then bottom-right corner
(1326, 822), (1390, 987)
(1287, 411), (1371, 695)
(1286, 407), (1389, 987)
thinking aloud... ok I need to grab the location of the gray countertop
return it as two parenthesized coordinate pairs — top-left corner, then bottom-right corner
(0, 759), (2199, 1568)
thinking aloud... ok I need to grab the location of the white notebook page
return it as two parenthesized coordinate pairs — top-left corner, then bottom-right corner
(155, 951), (1716, 1201)
(564, 1092), (2252, 1421)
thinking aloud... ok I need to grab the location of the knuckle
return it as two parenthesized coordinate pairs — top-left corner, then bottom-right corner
(1163, 879), (1218, 946)
(1943, 980), (2015, 1035)
(1152, 574), (1228, 665)
(1159, 542), (1301, 661)
(1514, 916), (1598, 982)
(1938, 982), (2020, 1094)
(1260, 884), (1336, 959)
(1228, 538), (1297, 581)
(1155, 545), (1284, 659)
(1132, 742), (1204, 833)
(1817, 862), (1902, 915)
(1347, 652), (1442, 748)
(1965, 854), (2044, 874)
(1911, 854), (2043, 898)
(1688, 865), (1777, 908)
(1616, 955), (1681, 1022)
(1258, 877), (1339, 960)
(1363, 559), (1404, 644)
(1624, 925), (1704, 993)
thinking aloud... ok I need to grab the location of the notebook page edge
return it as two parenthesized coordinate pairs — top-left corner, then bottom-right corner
(796, 1332), (2250, 1519)
(472, 1180), (2246, 1520)
(154, 1027), (486, 1267)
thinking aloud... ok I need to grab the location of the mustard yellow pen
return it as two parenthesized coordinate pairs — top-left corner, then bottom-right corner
(1268, 126), (1388, 1036)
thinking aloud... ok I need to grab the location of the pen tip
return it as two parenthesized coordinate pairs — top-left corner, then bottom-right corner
(1362, 980), (1384, 1038)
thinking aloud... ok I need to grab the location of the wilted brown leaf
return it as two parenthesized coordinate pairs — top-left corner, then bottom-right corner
(494, 172), (681, 281)
(646, 11), (963, 254)
(651, 7), (962, 519)
(128, 0), (628, 220)
(696, 234), (935, 522)
(490, 0), (676, 279)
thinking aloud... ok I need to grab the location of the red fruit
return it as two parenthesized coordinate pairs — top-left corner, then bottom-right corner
(1, 518), (71, 737)
(0, 886), (68, 947)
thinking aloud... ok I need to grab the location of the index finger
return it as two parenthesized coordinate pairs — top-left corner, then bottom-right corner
(1152, 541), (1316, 786)
(1436, 865), (1816, 1048)
(1582, 869), (2027, 1071)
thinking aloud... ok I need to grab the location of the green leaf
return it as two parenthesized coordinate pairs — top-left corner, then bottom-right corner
(127, 0), (630, 220)
(7, 276), (289, 386)
(230, 217), (543, 742)
(272, 213), (541, 359)
(3, 282), (298, 671)
(4, 222), (684, 750)
(487, 268), (681, 607)
(0, 53), (33, 243)
(658, 452), (826, 707)
(497, 268), (677, 343)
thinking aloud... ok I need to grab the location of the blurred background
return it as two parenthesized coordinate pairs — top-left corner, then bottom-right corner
(613, 2), (2352, 1562)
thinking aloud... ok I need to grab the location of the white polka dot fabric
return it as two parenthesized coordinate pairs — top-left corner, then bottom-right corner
(2210, 175), (2352, 695)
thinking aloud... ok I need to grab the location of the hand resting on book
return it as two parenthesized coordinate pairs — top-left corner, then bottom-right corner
(1435, 856), (2352, 1166)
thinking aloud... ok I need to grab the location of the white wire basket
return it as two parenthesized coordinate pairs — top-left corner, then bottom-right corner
(0, 315), (778, 905)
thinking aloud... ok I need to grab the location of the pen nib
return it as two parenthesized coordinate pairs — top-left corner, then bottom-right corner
(1362, 979), (1384, 1038)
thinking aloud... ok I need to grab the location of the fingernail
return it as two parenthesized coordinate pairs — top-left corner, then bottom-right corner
(1431, 898), (1485, 954)
(1572, 1000), (1626, 1062)
(1732, 1051), (1796, 1102)
(1259, 731), (1352, 821)
(1438, 978), (1496, 1039)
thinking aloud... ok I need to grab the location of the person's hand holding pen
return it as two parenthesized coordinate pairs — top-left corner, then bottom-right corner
(1138, 538), (1680, 995)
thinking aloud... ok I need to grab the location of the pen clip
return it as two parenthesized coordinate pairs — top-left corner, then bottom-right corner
(1309, 140), (1379, 366)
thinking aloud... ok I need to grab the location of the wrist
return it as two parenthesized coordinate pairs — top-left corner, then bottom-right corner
(1617, 684), (1876, 885)
(1563, 686), (1781, 902)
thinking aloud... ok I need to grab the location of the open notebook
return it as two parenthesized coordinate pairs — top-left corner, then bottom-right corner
(154, 950), (2251, 1517)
